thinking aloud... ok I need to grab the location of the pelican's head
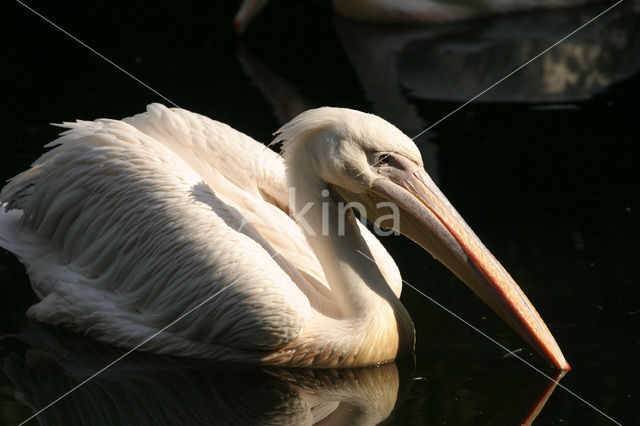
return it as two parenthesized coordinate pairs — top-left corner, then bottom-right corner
(275, 107), (423, 192)
(275, 107), (570, 371)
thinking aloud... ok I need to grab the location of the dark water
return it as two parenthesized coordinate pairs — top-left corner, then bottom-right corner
(2, 1), (639, 424)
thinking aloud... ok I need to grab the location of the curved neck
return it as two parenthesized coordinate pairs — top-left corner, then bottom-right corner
(276, 141), (415, 366)
(275, 164), (414, 366)
(288, 169), (397, 318)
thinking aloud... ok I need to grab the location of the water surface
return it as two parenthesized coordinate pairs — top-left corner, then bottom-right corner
(2, 1), (639, 424)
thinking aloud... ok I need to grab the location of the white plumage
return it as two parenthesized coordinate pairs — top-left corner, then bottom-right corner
(1, 104), (569, 369)
(0, 104), (403, 365)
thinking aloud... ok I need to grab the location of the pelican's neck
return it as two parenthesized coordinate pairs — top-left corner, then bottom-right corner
(278, 168), (415, 366)
(289, 173), (397, 318)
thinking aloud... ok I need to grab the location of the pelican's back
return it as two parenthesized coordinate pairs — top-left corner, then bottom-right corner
(0, 104), (313, 358)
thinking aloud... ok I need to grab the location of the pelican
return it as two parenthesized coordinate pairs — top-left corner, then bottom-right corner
(0, 104), (569, 369)
(234, 0), (601, 32)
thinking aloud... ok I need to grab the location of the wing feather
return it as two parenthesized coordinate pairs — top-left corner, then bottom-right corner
(1, 114), (311, 355)
(124, 104), (334, 303)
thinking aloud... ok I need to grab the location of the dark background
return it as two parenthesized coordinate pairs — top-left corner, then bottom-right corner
(1, 0), (639, 424)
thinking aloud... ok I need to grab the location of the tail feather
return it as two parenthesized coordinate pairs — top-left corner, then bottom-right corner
(0, 206), (26, 257)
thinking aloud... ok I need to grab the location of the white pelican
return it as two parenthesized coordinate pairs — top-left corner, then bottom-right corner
(234, 0), (601, 32)
(0, 104), (569, 369)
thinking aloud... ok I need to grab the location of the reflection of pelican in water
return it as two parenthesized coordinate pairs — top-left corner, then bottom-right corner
(334, 3), (640, 106)
(3, 323), (564, 425)
(4, 324), (412, 425)
(235, 4), (640, 188)
(0, 105), (568, 369)
(234, 0), (604, 32)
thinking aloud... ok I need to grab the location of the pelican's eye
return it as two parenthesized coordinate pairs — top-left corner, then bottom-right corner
(377, 154), (390, 166)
